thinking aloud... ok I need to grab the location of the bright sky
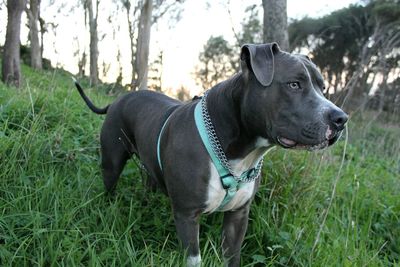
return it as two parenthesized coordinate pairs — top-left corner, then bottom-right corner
(0, 0), (359, 95)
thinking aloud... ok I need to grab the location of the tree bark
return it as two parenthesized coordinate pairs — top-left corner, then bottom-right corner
(134, 0), (153, 90)
(1, 0), (26, 87)
(26, 0), (42, 70)
(78, 52), (87, 77)
(39, 17), (45, 59)
(124, 0), (138, 90)
(262, 0), (289, 51)
(86, 0), (99, 86)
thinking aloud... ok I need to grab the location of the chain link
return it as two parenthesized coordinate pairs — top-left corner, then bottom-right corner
(200, 91), (263, 183)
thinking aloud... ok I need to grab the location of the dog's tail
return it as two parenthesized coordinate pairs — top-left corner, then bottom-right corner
(73, 79), (109, 115)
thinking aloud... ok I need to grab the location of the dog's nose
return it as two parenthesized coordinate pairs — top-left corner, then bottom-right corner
(328, 109), (348, 130)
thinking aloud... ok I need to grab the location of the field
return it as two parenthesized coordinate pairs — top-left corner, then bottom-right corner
(1, 65), (399, 266)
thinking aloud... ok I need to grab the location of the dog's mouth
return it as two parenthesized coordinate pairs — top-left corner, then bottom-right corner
(277, 127), (341, 151)
(277, 136), (329, 151)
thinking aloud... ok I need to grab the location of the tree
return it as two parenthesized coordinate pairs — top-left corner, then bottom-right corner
(236, 4), (263, 46)
(262, 0), (289, 50)
(176, 86), (190, 101)
(148, 50), (163, 91)
(25, 0), (42, 70)
(39, 16), (45, 59)
(36, 0), (59, 69)
(289, 1), (400, 111)
(195, 36), (235, 90)
(1, 0), (26, 87)
(122, 0), (140, 90)
(134, 0), (153, 90)
(121, 0), (185, 91)
(85, 0), (100, 86)
(195, 4), (266, 89)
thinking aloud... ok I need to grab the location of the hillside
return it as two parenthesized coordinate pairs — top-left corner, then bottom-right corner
(0, 64), (399, 266)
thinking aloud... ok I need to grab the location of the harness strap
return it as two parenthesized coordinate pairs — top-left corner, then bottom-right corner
(157, 107), (178, 172)
(194, 102), (260, 211)
(194, 103), (230, 178)
(219, 175), (239, 209)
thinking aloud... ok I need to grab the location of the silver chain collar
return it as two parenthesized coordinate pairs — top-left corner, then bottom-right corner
(200, 90), (263, 183)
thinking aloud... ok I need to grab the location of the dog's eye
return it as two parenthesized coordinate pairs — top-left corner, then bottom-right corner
(288, 82), (301, 90)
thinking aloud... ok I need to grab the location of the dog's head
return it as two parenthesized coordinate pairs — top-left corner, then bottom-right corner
(240, 43), (348, 150)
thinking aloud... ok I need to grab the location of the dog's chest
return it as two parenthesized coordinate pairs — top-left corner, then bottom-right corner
(203, 162), (256, 213)
(202, 146), (267, 213)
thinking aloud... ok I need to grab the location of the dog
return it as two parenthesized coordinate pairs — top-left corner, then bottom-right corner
(74, 43), (348, 267)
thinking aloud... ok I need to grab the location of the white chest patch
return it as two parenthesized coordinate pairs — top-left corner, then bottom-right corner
(203, 138), (272, 213)
(203, 162), (256, 213)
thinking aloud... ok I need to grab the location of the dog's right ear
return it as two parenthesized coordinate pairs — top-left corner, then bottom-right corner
(240, 43), (280, 87)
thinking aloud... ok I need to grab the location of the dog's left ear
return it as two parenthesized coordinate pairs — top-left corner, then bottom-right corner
(240, 43), (280, 87)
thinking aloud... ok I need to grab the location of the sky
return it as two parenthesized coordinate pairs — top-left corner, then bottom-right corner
(0, 0), (360, 95)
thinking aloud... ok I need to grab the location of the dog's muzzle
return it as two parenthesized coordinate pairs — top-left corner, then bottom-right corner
(277, 108), (348, 151)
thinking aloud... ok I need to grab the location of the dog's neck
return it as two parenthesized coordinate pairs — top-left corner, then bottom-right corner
(206, 73), (269, 160)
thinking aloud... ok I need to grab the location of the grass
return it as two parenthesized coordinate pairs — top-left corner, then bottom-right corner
(1, 64), (399, 266)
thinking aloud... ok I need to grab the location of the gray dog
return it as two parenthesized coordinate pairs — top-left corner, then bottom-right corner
(75, 43), (348, 267)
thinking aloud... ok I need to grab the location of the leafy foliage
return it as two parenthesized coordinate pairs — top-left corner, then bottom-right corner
(195, 36), (236, 90)
(236, 4), (263, 46)
(195, 5), (264, 90)
(289, 0), (400, 111)
(148, 51), (164, 92)
(290, 5), (371, 87)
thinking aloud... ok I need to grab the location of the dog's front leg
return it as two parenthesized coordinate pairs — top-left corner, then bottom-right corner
(222, 203), (251, 267)
(173, 210), (201, 267)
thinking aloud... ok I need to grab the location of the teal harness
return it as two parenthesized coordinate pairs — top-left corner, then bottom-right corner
(157, 92), (263, 211)
(157, 107), (178, 172)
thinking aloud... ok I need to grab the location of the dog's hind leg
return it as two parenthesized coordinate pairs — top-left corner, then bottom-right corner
(100, 131), (131, 192)
(101, 151), (129, 192)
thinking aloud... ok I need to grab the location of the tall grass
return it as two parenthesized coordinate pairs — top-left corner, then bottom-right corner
(0, 65), (399, 266)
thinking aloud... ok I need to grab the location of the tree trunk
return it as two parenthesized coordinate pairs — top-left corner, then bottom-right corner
(1, 0), (26, 87)
(86, 0), (99, 86)
(39, 17), (45, 59)
(262, 0), (289, 51)
(26, 0), (42, 70)
(78, 52), (87, 77)
(134, 0), (153, 90)
(124, 1), (137, 90)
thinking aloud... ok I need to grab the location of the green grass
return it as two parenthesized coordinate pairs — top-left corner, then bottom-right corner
(1, 65), (399, 266)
